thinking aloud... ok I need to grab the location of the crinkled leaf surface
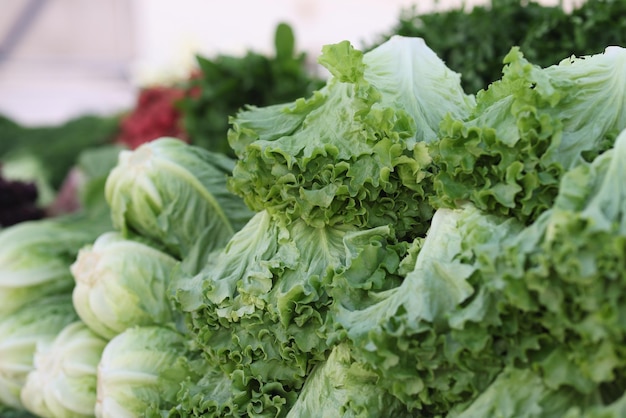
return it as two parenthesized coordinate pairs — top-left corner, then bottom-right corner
(228, 36), (473, 239)
(434, 46), (626, 222)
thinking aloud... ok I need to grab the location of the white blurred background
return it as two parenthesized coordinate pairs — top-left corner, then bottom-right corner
(0, 0), (582, 126)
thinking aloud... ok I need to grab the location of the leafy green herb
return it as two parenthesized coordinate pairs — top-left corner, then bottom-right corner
(177, 23), (325, 157)
(374, 0), (626, 93)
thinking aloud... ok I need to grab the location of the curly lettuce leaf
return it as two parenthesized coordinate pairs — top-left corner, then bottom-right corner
(448, 367), (605, 418)
(141, 350), (241, 418)
(172, 210), (402, 415)
(285, 343), (412, 418)
(433, 46), (626, 222)
(494, 128), (626, 394)
(329, 205), (531, 413)
(228, 36), (473, 240)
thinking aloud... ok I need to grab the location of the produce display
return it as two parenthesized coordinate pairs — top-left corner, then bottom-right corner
(2, 2), (626, 417)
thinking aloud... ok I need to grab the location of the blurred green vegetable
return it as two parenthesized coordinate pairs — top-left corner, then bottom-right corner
(177, 23), (325, 157)
(0, 114), (120, 190)
(0, 295), (78, 410)
(0, 211), (112, 318)
(20, 321), (107, 418)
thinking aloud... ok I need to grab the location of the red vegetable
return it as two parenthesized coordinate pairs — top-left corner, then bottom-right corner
(116, 86), (188, 150)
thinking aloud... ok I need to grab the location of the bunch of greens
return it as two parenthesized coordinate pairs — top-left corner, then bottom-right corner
(177, 23), (325, 157)
(168, 35), (474, 416)
(168, 37), (626, 417)
(328, 127), (626, 416)
(373, 0), (626, 94)
(228, 35), (474, 241)
(432, 45), (626, 224)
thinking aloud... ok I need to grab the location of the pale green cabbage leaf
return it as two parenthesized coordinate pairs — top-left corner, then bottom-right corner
(71, 231), (179, 340)
(0, 295), (78, 410)
(105, 137), (253, 261)
(20, 321), (107, 418)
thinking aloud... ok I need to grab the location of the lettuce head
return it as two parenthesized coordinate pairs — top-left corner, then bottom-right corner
(0, 295), (78, 410)
(105, 137), (253, 260)
(329, 205), (528, 413)
(228, 36), (474, 240)
(71, 231), (179, 340)
(493, 127), (626, 395)
(173, 209), (403, 415)
(20, 321), (107, 418)
(0, 213), (111, 317)
(96, 326), (200, 418)
(433, 46), (626, 222)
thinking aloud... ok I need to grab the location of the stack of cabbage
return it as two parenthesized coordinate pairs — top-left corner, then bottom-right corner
(0, 195), (116, 414)
(0, 139), (254, 417)
(2, 34), (626, 418)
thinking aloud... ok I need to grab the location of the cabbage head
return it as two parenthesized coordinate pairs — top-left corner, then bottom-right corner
(104, 137), (253, 260)
(0, 213), (110, 317)
(71, 231), (179, 340)
(96, 326), (199, 418)
(0, 295), (78, 410)
(20, 321), (107, 418)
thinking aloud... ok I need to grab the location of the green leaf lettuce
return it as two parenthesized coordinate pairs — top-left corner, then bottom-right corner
(228, 36), (474, 240)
